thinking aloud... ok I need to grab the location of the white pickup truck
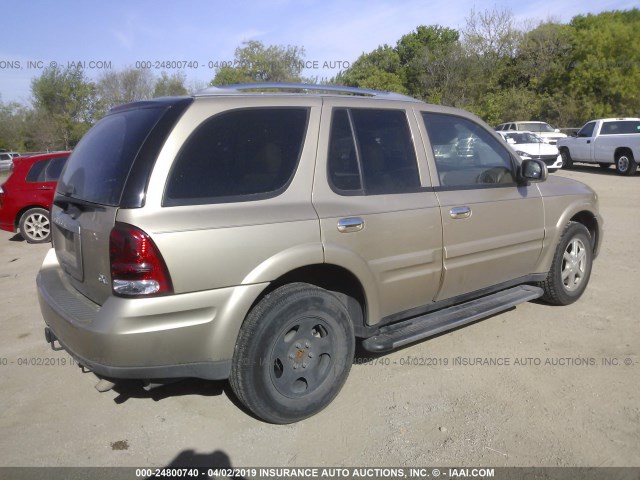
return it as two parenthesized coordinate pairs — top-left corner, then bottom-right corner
(557, 118), (640, 176)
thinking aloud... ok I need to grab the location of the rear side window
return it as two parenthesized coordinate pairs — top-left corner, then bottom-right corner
(164, 108), (309, 206)
(327, 108), (420, 195)
(57, 107), (167, 206)
(27, 157), (68, 182)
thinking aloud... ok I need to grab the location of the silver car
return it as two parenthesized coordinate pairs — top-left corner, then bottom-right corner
(38, 84), (603, 423)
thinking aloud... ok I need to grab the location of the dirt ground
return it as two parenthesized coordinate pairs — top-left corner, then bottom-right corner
(0, 165), (638, 470)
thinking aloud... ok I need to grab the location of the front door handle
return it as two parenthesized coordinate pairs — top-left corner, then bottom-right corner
(337, 217), (364, 233)
(450, 206), (471, 219)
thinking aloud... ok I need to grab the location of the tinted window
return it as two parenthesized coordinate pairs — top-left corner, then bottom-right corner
(44, 156), (68, 181)
(328, 109), (362, 193)
(164, 108), (308, 206)
(57, 107), (167, 206)
(27, 159), (50, 182)
(422, 113), (515, 187)
(328, 108), (420, 195)
(578, 122), (596, 138)
(600, 120), (640, 135)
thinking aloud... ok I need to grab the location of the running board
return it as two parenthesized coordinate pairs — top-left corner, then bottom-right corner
(361, 285), (543, 353)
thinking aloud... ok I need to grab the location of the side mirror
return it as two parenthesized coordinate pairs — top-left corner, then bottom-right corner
(519, 159), (548, 184)
(554, 128), (560, 133)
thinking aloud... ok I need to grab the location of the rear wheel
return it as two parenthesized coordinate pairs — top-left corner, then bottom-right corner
(19, 207), (51, 243)
(229, 283), (355, 424)
(539, 222), (593, 306)
(615, 151), (637, 176)
(560, 149), (573, 169)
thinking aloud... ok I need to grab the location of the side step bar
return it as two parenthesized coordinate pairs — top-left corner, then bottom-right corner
(361, 285), (543, 353)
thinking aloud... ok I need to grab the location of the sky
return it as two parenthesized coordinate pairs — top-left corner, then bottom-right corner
(1, 0), (637, 104)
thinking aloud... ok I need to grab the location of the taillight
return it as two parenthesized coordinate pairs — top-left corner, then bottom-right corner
(109, 223), (173, 297)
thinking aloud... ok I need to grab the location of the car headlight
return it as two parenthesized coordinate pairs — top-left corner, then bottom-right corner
(515, 150), (531, 158)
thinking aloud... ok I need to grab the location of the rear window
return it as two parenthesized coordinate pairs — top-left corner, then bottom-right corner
(57, 107), (166, 206)
(600, 121), (640, 135)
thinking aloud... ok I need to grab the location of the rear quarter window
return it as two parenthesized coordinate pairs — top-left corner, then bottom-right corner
(164, 108), (309, 206)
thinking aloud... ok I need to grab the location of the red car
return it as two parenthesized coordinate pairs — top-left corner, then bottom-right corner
(0, 151), (70, 243)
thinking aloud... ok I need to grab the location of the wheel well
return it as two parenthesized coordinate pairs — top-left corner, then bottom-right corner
(614, 147), (633, 160)
(253, 264), (369, 336)
(570, 211), (598, 252)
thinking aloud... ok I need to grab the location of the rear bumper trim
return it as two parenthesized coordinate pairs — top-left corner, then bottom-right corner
(43, 325), (231, 380)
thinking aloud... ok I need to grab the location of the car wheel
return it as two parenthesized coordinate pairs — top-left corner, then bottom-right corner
(560, 150), (573, 169)
(19, 207), (51, 243)
(539, 222), (593, 306)
(615, 151), (637, 176)
(229, 283), (355, 424)
(598, 163), (611, 170)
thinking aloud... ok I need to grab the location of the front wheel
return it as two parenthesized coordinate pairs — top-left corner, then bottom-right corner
(229, 283), (355, 424)
(615, 151), (637, 176)
(560, 150), (573, 169)
(539, 222), (593, 306)
(19, 207), (51, 243)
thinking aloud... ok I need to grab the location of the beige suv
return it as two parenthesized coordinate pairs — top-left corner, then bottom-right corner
(38, 84), (602, 423)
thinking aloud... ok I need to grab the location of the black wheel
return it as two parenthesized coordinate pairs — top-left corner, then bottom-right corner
(615, 151), (637, 176)
(560, 149), (573, 169)
(598, 163), (611, 170)
(539, 222), (593, 306)
(19, 207), (51, 243)
(229, 283), (355, 424)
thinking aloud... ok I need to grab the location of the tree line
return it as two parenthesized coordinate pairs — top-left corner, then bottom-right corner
(1, 7), (638, 152)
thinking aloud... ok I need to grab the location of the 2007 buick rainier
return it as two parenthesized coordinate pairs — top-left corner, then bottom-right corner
(38, 84), (602, 423)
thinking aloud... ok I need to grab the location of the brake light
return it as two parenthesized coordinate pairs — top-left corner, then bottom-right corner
(109, 223), (173, 297)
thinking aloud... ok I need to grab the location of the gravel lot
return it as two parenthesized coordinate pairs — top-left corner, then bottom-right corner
(0, 165), (638, 470)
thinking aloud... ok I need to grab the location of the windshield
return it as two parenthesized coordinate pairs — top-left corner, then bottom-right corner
(504, 132), (542, 144)
(518, 122), (554, 133)
(57, 107), (166, 206)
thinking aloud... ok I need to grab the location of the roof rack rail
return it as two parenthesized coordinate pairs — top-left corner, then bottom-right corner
(195, 83), (420, 102)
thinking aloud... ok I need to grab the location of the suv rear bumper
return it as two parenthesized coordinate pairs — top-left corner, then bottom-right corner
(37, 248), (266, 381)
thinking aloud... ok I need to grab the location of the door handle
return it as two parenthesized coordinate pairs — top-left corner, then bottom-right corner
(450, 206), (471, 219)
(337, 217), (364, 233)
(586, 140), (591, 144)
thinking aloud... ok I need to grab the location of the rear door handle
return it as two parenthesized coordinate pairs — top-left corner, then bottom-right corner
(337, 217), (364, 233)
(450, 206), (471, 219)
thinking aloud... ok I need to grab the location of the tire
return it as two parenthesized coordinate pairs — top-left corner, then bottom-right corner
(539, 222), (593, 306)
(598, 163), (611, 170)
(560, 149), (573, 169)
(615, 151), (637, 176)
(229, 283), (355, 424)
(19, 207), (51, 243)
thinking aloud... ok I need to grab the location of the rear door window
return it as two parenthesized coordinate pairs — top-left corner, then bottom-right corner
(327, 108), (420, 195)
(164, 108), (309, 206)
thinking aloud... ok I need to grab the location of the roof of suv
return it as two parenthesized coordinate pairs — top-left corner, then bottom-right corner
(194, 83), (422, 102)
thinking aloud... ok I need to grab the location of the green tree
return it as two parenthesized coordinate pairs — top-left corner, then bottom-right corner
(31, 65), (97, 149)
(153, 71), (189, 97)
(396, 25), (460, 99)
(566, 9), (640, 121)
(333, 45), (407, 93)
(97, 68), (155, 111)
(211, 40), (306, 85)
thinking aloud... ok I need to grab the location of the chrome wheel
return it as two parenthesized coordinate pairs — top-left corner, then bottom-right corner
(562, 238), (587, 292)
(19, 208), (51, 243)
